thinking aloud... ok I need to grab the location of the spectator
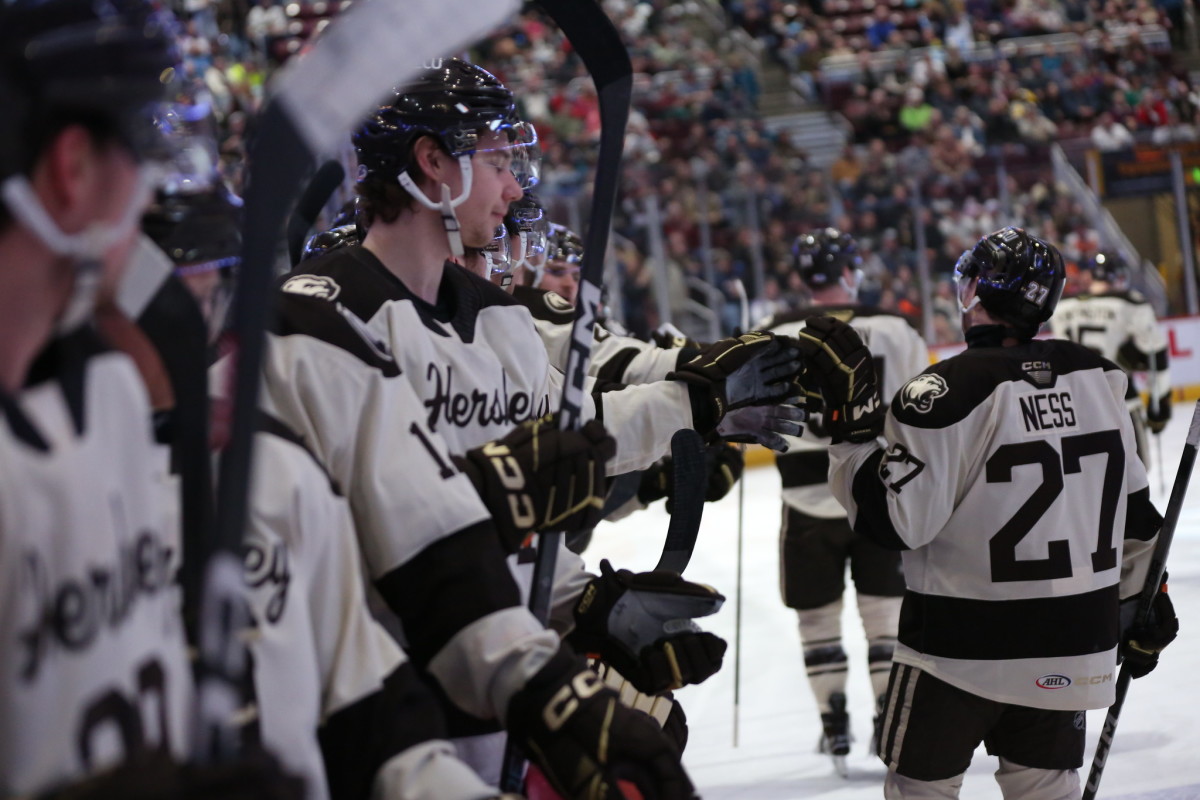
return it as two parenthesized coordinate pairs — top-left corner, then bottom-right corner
(245, 0), (286, 53)
(1091, 110), (1136, 150)
(899, 87), (935, 133)
(866, 5), (897, 50)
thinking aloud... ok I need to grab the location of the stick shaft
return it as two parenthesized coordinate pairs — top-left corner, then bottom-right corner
(1082, 399), (1200, 798)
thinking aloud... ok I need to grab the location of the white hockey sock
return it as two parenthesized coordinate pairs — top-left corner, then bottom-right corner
(798, 599), (847, 713)
(858, 593), (902, 701)
(884, 769), (964, 800)
(994, 757), (1080, 800)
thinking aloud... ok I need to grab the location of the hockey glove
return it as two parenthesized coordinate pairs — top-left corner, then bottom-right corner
(456, 415), (617, 553)
(717, 401), (807, 452)
(1120, 574), (1179, 679)
(568, 559), (727, 694)
(507, 651), (696, 800)
(793, 317), (885, 444)
(1147, 392), (1172, 434)
(668, 332), (803, 434)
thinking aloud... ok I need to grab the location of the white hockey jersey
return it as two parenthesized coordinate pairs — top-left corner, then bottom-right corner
(246, 418), (498, 800)
(829, 335), (1160, 711)
(765, 305), (930, 518)
(511, 285), (686, 386)
(281, 247), (690, 475)
(223, 291), (561, 733)
(0, 331), (193, 796)
(1050, 289), (1171, 408)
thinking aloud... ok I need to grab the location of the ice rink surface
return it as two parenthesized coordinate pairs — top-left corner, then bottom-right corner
(588, 406), (1200, 800)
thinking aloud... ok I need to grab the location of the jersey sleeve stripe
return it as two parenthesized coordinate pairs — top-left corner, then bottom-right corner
(374, 519), (522, 668)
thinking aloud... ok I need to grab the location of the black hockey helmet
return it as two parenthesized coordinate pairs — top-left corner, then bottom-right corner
(546, 222), (584, 266)
(791, 228), (860, 289)
(353, 58), (530, 184)
(0, 0), (178, 181)
(1086, 251), (1129, 286)
(143, 183), (243, 274)
(301, 224), (363, 262)
(954, 226), (1065, 332)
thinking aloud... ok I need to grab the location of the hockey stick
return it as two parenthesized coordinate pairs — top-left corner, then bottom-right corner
(1082, 398), (1200, 800)
(1149, 356), (1166, 497)
(730, 277), (750, 748)
(195, 0), (519, 762)
(656, 428), (708, 573)
(500, 0), (631, 791)
(286, 159), (346, 266)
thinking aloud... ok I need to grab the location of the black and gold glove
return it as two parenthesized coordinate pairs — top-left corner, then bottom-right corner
(507, 651), (696, 800)
(1120, 574), (1179, 679)
(569, 560), (726, 694)
(668, 331), (803, 434)
(793, 316), (884, 444)
(456, 415), (616, 552)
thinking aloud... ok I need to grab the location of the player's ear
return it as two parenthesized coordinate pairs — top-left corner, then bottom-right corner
(410, 136), (446, 191)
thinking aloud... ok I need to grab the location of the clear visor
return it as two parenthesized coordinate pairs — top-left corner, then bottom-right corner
(953, 257), (980, 315)
(477, 120), (540, 190)
(482, 224), (512, 276)
(153, 100), (220, 193)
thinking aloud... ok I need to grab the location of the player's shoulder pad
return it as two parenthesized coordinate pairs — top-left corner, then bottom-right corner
(1110, 288), (1148, 305)
(854, 304), (922, 333)
(272, 291), (400, 377)
(257, 411), (342, 496)
(279, 245), (397, 323)
(764, 306), (844, 331)
(892, 338), (1115, 429)
(511, 285), (575, 325)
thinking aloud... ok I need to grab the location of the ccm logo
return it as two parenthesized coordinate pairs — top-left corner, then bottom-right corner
(1036, 674), (1072, 689)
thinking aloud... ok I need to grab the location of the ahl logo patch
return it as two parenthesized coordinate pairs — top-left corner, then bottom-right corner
(1036, 674), (1072, 690)
(900, 373), (949, 413)
(282, 274), (341, 300)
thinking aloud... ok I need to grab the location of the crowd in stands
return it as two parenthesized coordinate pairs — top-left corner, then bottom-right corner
(167, 0), (1193, 348)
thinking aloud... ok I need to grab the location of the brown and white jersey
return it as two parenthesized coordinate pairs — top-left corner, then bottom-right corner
(219, 291), (560, 733)
(828, 337), (1161, 710)
(511, 285), (686, 386)
(764, 305), (930, 518)
(1051, 289), (1170, 405)
(0, 331), (192, 796)
(280, 247), (690, 475)
(246, 418), (498, 800)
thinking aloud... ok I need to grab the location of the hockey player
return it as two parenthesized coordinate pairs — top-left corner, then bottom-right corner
(760, 229), (929, 774)
(532, 222), (582, 304)
(1050, 251), (1171, 467)
(137, 187), (507, 800)
(796, 227), (1178, 799)
(251, 57), (729, 799)
(0, 0), (195, 794)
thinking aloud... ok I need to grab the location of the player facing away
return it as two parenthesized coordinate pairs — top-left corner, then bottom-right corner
(794, 227), (1177, 799)
(1049, 251), (1172, 467)
(759, 229), (929, 774)
(0, 0), (195, 794)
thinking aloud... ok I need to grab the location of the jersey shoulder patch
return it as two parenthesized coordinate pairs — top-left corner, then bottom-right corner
(511, 285), (574, 325)
(273, 292), (400, 377)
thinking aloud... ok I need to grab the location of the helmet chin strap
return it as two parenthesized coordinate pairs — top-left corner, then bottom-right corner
(1, 168), (158, 334)
(397, 155), (474, 259)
